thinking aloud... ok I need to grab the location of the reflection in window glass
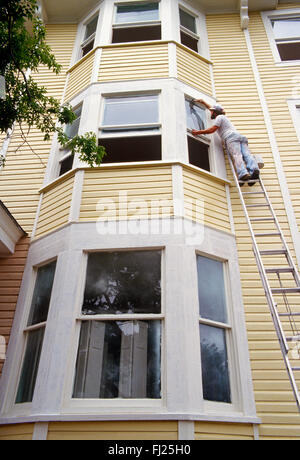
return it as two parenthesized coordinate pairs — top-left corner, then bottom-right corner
(180, 9), (196, 33)
(271, 18), (300, 39)
(102, 95), (159, 130)
(73, 320), (161, 399)
(116, 3), (159, 23)
(27, 261), (57, 326)
(84, 15), (98, 40)
(64, 106), (82, 139)
(185, 100), (206, 131)
(82, 251), (161, 315)
(15, 328), (45, 403)
(200, 324), (231, 403)
(197, 255), (227, 324)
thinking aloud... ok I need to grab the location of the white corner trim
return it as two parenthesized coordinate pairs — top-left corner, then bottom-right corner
(244, 27), (300, 270)
(32, 422), (48, 440)
(240, 0), (249, 30)
(178, 421), (195, 440)
(69, 170), (85, 222)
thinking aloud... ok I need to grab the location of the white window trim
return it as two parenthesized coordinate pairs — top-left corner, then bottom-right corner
(287, 98), (300, 144)
(261, 9), (300, 67)
(71, 6), (102, 65)
(179, 4), (200, 53)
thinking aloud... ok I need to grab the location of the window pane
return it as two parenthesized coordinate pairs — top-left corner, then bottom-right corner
(181, 31), (198, 52)
(73, 320), (161, 399)
(116, 3), (159, 23)
(64, 106), (82, 139)
(185, 99), (206, 130)
(27, 261), (57, 326)
(59, 154), (74, 176)
(103, 95), (159, 127)
(99, 136), (161, 163)
(197, 255), (227, 324)
(180, 9), (196, 33)
(84, 15), (98, 40)
(112, 24), (161, 43)
(15, 328), (45, 403)
(272, 18), (300, 39)
(200, 324), (231, 403)
(277, 42), (300, 61)
(82, 251), (161, 315)
(188, 136), (210, 172)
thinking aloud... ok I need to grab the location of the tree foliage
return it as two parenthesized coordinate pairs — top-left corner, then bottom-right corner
(0, 0), (106, 167)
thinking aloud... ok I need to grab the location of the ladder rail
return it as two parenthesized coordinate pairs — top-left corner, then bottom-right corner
(226, 151), (300, 412)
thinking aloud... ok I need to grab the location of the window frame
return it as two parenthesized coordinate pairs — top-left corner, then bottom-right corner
(262, 9), (300, 66)
(65, 248), (165, 410)
(179, 5), (200, 53)
(111, 1), (162, 44)
(57, 103), (83, 177)
(196, 252), (240, 413)
(80, 13), (100, 58)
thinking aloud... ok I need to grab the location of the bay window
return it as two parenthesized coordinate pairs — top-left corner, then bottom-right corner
(72, 250), (162, 400)
(197, 255), (232, 404)
(99, 93), (161, 163)
(112, 2), (161, 44)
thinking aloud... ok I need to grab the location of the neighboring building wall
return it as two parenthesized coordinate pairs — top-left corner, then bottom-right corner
(206, 8), (300, 440)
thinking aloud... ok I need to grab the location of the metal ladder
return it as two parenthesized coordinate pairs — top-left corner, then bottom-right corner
(227, 152), (300, 412)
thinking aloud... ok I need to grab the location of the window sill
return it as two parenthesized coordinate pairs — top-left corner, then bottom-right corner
(275, 60), (300, 67)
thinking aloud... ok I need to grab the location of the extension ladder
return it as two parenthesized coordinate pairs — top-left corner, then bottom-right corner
(227, 153), (300, 413)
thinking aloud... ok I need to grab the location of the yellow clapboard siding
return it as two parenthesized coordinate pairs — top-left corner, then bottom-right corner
(47, 421), (178, 441)
(176, 46), (212, 95)
(35, 175), (74, 238)
(182, 168), (231, 232)
(64, 52), (95, 101)
(99, 44), (169, 81)
(0, 423), (34, 440)
(80, 166), (173, 221)
(207, 10), (300, 440)
(194, 422), (254, 440)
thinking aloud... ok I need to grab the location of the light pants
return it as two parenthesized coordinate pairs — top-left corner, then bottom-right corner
(226, 139), (258, 180)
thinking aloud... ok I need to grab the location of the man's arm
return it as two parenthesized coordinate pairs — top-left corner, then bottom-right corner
(191, 125), (219, 136)
(192, 98), (211, 110)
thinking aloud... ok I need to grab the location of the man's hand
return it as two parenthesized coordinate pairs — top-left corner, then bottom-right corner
(192, 129), (203, 136)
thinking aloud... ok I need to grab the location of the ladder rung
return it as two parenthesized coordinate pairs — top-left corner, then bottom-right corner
(266, 267), (294, 273)
(292, 367), (300, 371)
(286, 335), (300, 342)
(242, 191), (265, 195)
(255, 232), (281, 238)
(260, 249), (287, 256)
(271, 287), (300, 294)
(279, 312), (300, 317)
(250, 217), (275, 222)
(246, 204), (270, 208)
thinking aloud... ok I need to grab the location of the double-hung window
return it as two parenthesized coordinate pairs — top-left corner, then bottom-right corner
(15, 261), (57, 404)
(185, 98), (210, 171)
(270, 16), (300, 62)
(81, 14), (99, 57)
(72, 250), (162, 399)
(197, 255), (232, 404)
(99, 94), (161, 164)
(112, 2), (161, 44)
(179, 8), (199, 53)
(58, 105), (82, 177)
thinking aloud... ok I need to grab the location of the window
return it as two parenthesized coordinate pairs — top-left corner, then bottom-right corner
(58, 105), (82, 176)
(81, 14), (99, 57)
(197, 255), (231, 404)
(112, 2), (161, 44)
(99, 94), (161, 163)
(15, 261), (57, 404)
(271, 16), (300, 61)
(179, 8), (199, 52)
(72, 250), (162, 399)
(185, 98), (210, 171)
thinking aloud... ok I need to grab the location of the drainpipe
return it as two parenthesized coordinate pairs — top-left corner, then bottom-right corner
(240, 0), (249, 30)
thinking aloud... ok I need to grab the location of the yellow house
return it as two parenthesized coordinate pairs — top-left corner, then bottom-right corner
(0, 0), (300, 441)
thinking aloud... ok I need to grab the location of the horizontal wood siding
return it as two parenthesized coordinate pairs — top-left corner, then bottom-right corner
(207, 12), (300, 440)
(80, 166), (173, 221)
(0, 236), (30, 377)
(194, 422), (254, 440)
(35, 175), (74, 238)
(64, 52), (94, 102)
(0, 25), (77, 235)
(47, 421), (178, 440)
(0, 423), (34, 441)
(98, 44), (169, 82)
(176, 46), (212, 96)
(183, 168), (231, 233)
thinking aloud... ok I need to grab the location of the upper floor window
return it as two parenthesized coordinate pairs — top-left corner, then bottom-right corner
(99, 93), (161, 163)
(72, 250), (162, 399)
(112, 2), (161, 44)
(271, 17), (300, 61)
(185, 97), (210, 171)
(179, 7), (199, 53)
(58, 105), (82, 176)
(81, 14), (99, 57)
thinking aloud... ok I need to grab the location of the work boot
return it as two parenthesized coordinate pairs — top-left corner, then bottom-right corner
(248, 169), (260, 187)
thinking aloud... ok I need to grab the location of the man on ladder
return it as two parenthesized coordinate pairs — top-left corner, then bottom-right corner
(191, 99), (260, 186)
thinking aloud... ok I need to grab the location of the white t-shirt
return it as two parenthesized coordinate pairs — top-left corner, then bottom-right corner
(213, 115), (237, 141)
